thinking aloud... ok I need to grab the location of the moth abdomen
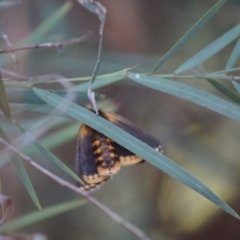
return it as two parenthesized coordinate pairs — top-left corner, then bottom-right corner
(92, 131), (120, 176)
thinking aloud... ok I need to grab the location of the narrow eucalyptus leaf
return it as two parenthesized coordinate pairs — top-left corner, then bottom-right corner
(12, 158), (42, 210)
(32, 87), (239, 218)
(0, 77), (11, 120)
(226, 37), (240, 69)
(150, 0), (227, 74)
(0, 199), (86, 233)
(175, 24), (240, 74)
(29, 2), (73, 43)
(206, 78), (240, 105)
(0, 127), (41, 209)
(232, 81), (240, 94)
(18, 125), (83, 184)
(6, 89), (90, 104)
(127, 73), (240, 122)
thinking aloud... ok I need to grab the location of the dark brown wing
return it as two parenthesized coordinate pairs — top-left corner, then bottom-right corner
(99, 110), (163, 166)
(75, 124), (109, 191)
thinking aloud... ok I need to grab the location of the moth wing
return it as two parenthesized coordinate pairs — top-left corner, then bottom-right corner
(76, 124), (109, 191)
(100, 111), (163, 166)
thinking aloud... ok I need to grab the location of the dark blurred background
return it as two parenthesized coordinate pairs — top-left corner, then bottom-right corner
(1, 0), (240, 239)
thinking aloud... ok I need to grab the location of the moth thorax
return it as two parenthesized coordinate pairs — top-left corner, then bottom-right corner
(92, 132), (120, 176)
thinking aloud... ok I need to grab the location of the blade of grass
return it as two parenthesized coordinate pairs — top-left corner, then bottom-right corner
(0, 2), (72, 67)
(127, 73), (240, 122)
(232, 81), (240, 94)
(0, 128), (41, 209)
(205, 78), (240, 105)
(9, 104), (44, 115)
(0, 123), (13, 167)
(149, 0), (227, 74)
(0, 199), (86, 233)
(32, 87), (239, 219)
(0, 74), (11, 120)
(17, 125), (83, 185)
(226, 37), (240, 70)
(175, 24), (240, 74)
(28, 1), (73, 43)
(4, 68), (126, 88)
(71, 66), (132, 92)
(74, 75), (124, 91)
(6, 89), (91, 104)
(38, 122), (79, 150)
(0, 140), (150, 240)
(12, 158), (42, 210)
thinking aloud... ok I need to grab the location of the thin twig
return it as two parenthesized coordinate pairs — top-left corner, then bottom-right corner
(77, 0), (106, 114)
(0, 137), (150, 240)
(87, 18), (104, 115)
(0, 68), (68, 83)
(0, 33), (18, 70)
(0, 33), (91, 54)
(0, 69), (27, 81)
(0, 195), (13, 227)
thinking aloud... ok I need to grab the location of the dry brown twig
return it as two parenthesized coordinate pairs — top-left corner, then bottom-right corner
(0, 32), (91, 55)
(0, 33), (18, 70)
(0, 69), (66, 83)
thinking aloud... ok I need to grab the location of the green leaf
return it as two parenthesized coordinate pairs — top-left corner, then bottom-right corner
(0, 76), (11, 120)
(9, 104), (49, 115)
(175, 24), (240, 74)
(0, 126), (14, 167)
(28, 1), (73, 43)
(4, 68), (125, 88)
(226, 37), (240, 69)
(0, 134), (12, 167)
(0, 127), (41, 209)
(74, 75), (124, 91)
(18, 125), (83, 185)
(0, 199), (86, 233)
(38, 122), (79, 150)
(232, 81), (240, 94)
(6, 89), (91, 104)
(12, 158), (42, 210)
(69, 68), (126, 91)
(127, 73), (240, 122)
(149, 0), (227, 74)
(206, 78), (240, 105)
(32, 87), (239, 219)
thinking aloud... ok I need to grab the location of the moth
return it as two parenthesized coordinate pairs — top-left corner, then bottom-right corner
(75, 109), (163, 191)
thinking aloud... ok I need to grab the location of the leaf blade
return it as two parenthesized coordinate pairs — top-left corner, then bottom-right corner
(232, 81), (240, 94)
(29, 1), (73, 43)
(0, 199), (86, 233)
(0, 75), (11, 120)
(12, 158), (42, 210)
(149, 0), (227, 74)
(226, 37), (240, 70)
(0, 127), (41, 209)
(6, 89), (91, 104)
(127, 73), (240, 122)
(18, 125), (83, 185)
(175, 24), (240, 74)
(32, 87), (239, 219)
(206, 78), (240, 105)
